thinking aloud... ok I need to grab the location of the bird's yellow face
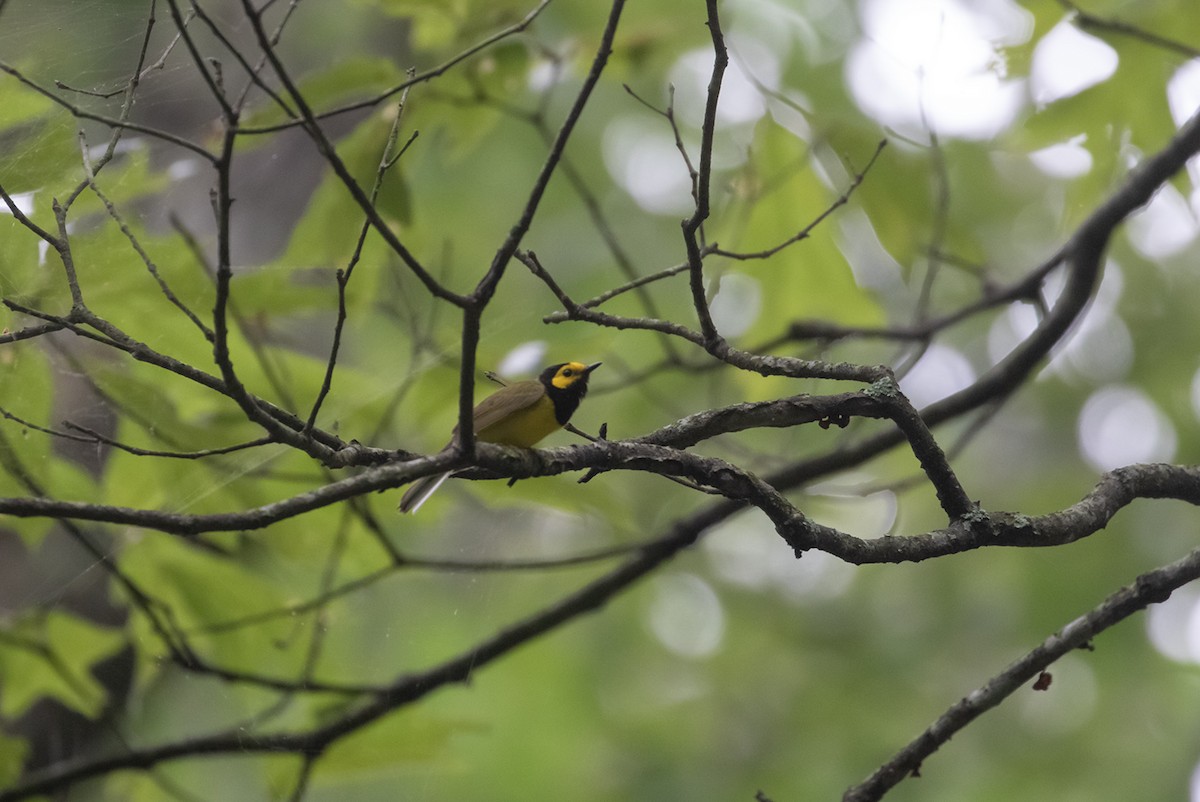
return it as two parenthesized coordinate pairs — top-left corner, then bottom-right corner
(549, 361), (596, 390)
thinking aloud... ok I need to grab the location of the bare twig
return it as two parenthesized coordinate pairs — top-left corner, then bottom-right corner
(1059, 0), (1200, 58)
(237, 0), (468, 305)
(680, 1), (728, 345)
(843, 542), (1200, 801)
(77, 132), (214, 341)
(239, 0), (554, 135)
(306, 85), (418, 433)
(0, 61), (216, 161)
(710, 140), (888, 261)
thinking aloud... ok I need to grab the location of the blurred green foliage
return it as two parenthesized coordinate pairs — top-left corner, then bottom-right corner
(0, 0), (1199, 800)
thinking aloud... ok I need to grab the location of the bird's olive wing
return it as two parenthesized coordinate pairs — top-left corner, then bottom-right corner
(452, 380), (544, 435)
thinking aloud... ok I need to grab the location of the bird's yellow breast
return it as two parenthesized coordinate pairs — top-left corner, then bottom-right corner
(476, 394), (562, 448)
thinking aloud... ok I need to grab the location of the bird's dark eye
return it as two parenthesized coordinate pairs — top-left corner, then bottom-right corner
(563, 369), (573, 377)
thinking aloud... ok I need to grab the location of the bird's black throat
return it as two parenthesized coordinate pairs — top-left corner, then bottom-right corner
(539, 365), (591, 425)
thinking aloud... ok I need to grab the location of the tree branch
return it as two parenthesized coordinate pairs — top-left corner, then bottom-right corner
(843, 541), (1200, 801)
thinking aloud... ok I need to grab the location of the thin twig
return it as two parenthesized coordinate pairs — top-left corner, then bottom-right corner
(62, 422), (276, 460)
(238, 0), (462, 305)
(843, 543), (1200, 801)
(186, 0), (296, 118)
(77, 131), (214, 341)
(306, 84), (417, 433)
(239, 0), (554, 135)
(708, 139), (887, 261)
(0, 61), (215, 161)
(1058, 0), (1200, 58)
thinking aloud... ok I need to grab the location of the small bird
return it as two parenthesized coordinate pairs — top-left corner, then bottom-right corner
(399, 361), (601, 513)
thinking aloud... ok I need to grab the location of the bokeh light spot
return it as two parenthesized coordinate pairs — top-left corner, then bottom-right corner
(846, 0), (1030, 139)
(900, 343), (976, 409)
(1030, 19), (1117, 105)
(1077, 386), (1176, 472)
(648, 573), (725, 659)
(709, 273), (763, 338)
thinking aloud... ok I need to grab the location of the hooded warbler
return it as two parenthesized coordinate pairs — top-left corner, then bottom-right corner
(399, 360), (601, 513)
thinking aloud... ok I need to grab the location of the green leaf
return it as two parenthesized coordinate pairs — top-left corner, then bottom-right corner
(116, 534), (320, 682)
(0, 730), (29, 789)
(365, 0), (463, 49)
(0, 214), (53, 302)
(0, 113), (78, 195)
(0, 611), (125, 719)
(272, 114), (413, 274)
(358, 0), (541, 50)
(713, 122), (885, 342)
(0, 71), (55, 129)
(242, 57), (406, 129)
(321, 709), (482, 773)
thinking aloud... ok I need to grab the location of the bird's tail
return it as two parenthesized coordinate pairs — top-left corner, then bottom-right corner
(398, 471), (452, 514)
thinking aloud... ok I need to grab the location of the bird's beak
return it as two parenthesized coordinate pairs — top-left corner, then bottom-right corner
(584, 362), (602, 374)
